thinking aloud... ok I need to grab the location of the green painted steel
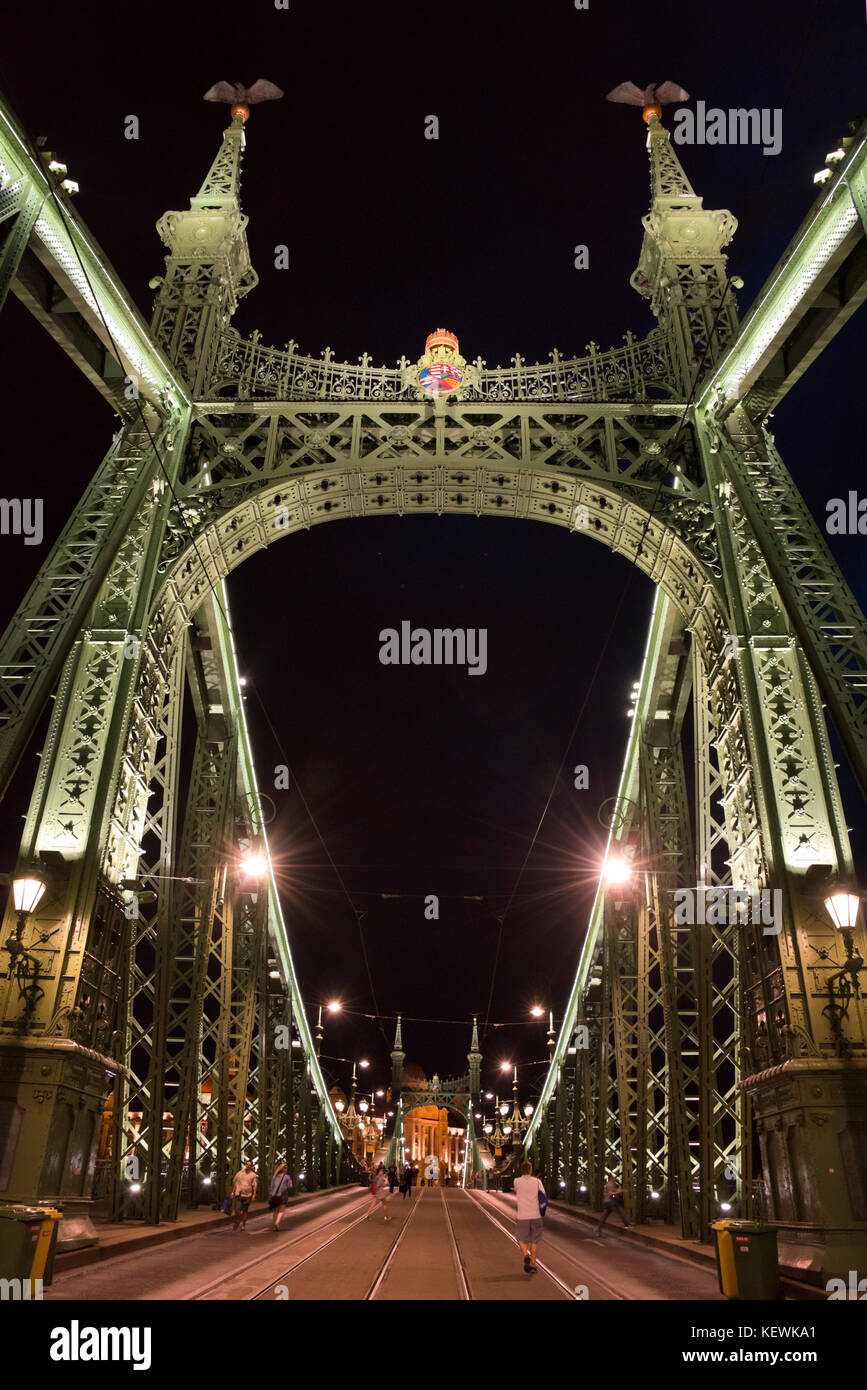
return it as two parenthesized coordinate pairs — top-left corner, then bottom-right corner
(0, 92), (864, 1274)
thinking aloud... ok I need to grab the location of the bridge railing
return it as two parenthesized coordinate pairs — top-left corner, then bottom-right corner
(204, 328), (678, 404)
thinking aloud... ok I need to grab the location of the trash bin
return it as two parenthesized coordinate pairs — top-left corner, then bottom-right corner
(712, 1219), (780, 1300)
(0, 1205), (62, 1290)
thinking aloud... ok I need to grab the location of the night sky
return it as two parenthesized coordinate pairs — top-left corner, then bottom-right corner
(0, 1), (865, 1110)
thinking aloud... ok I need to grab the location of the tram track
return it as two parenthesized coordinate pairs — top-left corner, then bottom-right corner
(364, 1182), (426, 1299)
(465, 1190), (627, 1300)
(439, 1186), (471, 1300)
(187, 1188), (371, 1300)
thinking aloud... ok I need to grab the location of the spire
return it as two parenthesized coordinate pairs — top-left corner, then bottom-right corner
(150, 116), (257, 393)
(390, 1013), (405, 1092)
(193, 112), (246, 208)
(629, 114), (738, 391)
(645, 112), (698, 208)
(467, 1014), (482, 1102)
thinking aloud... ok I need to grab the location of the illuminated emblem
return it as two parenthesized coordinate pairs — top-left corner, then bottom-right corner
(417, 329), (466, 395)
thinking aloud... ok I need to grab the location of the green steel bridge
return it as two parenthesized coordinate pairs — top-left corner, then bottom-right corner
(0, 88), (865, 1286)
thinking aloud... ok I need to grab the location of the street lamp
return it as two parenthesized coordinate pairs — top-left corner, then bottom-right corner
(6, 871), (48, 1017)
(327, 1000), (342, 1013)
(602, 856), (632, 885)
(12, 875), (46, 915)
(240, 851), (267, 880)
(824, 891), (860, 930)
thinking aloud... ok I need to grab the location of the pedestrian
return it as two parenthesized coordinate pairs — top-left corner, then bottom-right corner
(231, 1157), (258, 1231)
(387, 1161), (398, 1193)
(597, 1174), (632, 1230)
(513, 1159), (546, 1274)
(268, 1162), (292, 1231)
(410, 1162), (418, 1193)
(399, 1163), (411, 1199)
(365, 1162), (391, 1222)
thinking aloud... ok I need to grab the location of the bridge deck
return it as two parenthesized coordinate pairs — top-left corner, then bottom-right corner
(44, 1187), (725, 1302)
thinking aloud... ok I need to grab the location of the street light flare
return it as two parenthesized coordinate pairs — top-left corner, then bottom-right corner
(603, 856), (632, 885)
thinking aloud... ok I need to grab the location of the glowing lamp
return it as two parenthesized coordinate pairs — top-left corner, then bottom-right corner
(327, 1001), (341, 1013)
(603, 857), (632, 886)
(358, 1101), (369, 1113)
(524, 1104), (533, 1116)
(240, 853), (267, 880)
(824, 892), (860, 930)
(12, 876), (46, 914)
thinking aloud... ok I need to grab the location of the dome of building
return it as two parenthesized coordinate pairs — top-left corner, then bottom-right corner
(401, 1062), (427, 1090)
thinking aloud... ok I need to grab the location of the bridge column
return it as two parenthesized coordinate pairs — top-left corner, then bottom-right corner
(0, 418), (189, 1245)
(698, 415), (867, 1279)
(639, 737), (702, 1238)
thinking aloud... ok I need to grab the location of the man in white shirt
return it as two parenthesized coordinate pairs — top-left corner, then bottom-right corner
(513, 1160), (546, 1273)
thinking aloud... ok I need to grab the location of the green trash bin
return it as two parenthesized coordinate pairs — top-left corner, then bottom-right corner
(0, 1204), (62, 1293)
(712, 1219), (780, 1300)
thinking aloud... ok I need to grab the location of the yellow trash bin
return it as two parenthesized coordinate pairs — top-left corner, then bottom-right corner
(712, 1219), (780, 1300)
(0, 1204), (62, 1292)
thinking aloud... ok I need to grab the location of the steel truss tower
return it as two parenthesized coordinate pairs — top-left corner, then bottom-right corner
(0, 96), (865, 1276)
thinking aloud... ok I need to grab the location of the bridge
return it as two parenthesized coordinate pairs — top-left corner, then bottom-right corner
(0, 81), (865, 1313)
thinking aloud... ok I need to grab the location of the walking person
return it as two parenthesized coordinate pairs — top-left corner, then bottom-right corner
(387, 1161), (398, 1194)
(513, 1160), (547, 1274)
(410, 1161), (418, 1194)
(399, 1163), (411, 1199)
(365, 1162), (392, 1221)
(268, 1162), (292, 1231)
(597, 1174), (632, 1231)
(231, 1157), (258, 1231)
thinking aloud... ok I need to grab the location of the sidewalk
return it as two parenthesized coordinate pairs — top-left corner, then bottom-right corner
(543, 1198), (827, 1300)
(55, 1184), (359, 1273)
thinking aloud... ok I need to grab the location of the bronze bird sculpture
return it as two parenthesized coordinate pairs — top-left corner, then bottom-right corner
(203, 79), (284, 122)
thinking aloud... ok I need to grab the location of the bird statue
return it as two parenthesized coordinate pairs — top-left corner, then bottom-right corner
(203, 79), (284, 122)
(606, 81), (689, 123)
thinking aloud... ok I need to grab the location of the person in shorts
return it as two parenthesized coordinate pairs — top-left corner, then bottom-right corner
(231, 1158), (257, 1231)
(513, 1160), (546, 1273)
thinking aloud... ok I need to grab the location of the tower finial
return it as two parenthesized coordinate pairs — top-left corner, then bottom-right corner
(203, 79), (284, 125)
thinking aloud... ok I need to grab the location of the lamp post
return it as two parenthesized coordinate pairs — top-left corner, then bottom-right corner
(4, 873), (48, 1017)
(822, 888), (865, 1053)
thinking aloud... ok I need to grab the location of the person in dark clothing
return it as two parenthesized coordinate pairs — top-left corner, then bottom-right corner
(399, 1162), (411, 1198)
(387, 1162), (398, 1193)
(597, 1175), (632, 1230)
